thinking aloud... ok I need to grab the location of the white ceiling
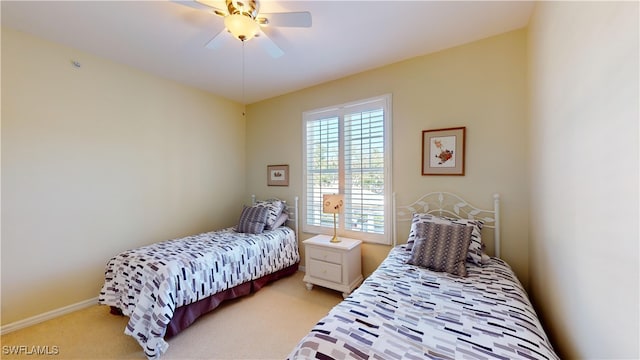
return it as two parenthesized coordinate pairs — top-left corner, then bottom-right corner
(1, 1), (535, 104)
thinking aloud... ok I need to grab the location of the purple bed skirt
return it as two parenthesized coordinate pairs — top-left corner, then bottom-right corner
(110, 262), (299, 338)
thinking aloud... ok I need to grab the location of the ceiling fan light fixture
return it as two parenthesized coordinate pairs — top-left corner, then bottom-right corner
(224, 14), (260, 41)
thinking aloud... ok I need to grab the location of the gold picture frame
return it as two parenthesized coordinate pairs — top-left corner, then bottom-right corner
(267, 164), (289, 186)
(422, 127), (466, 176)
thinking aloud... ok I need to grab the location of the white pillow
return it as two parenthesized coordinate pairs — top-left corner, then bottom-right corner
(267, 212), (289, 230)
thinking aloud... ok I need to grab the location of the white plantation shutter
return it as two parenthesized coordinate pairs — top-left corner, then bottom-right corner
(303, 94), (392, 244)
(305, 114), (340, 229)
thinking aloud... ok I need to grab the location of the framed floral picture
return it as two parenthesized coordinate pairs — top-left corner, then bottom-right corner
(422, 127), (466, 175)
(267, 164), (289, 186)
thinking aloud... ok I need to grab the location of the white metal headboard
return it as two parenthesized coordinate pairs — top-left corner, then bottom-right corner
(393, 192), (501, 258)
(251, 195), (299, 241)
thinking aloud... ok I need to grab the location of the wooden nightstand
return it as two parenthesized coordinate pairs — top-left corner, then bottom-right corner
(303, 234), (363, 298)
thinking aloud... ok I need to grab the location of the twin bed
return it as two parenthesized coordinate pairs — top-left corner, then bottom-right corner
(98, 196), (299, 359)
(99, 192), (558, 360)
(287, 192), (559, 360)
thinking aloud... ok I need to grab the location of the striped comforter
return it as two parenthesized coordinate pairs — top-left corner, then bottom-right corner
(288, 245), (558, 360)
(99, 226), (298, 359)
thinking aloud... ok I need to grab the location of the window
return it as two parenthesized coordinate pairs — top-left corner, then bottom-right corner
(302, 94), (392, 244)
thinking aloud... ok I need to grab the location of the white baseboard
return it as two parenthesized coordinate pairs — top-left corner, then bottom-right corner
(1, 296), (99, 335)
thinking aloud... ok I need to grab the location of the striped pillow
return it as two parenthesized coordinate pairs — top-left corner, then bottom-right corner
(445, 217), (487, 265)
(254, 199), (285, 230)
(406, 213), (486, 266)
(236, 205), (269, 234)
(406, 222), (473, 277)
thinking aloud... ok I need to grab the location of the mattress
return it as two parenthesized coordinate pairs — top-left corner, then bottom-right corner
(288, 245), (558, 360)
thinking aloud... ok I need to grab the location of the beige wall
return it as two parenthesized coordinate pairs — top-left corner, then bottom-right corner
(1, 28), (246, 325)
(246, 29), (530, 286)
(528, 1), (639, 358)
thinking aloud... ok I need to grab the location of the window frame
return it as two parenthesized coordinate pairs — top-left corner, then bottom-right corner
(302, 94), (392, 244)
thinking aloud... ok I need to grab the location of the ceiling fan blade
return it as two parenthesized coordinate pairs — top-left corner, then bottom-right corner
(256, 31), (284, 58)
(205, 29), (233, 50)
(260, 12), (312, 27)
(172, 0), (226, 16)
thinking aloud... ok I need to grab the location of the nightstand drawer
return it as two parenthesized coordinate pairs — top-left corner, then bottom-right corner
(309, 247), (342, 264)
(308, 258), (342, 283)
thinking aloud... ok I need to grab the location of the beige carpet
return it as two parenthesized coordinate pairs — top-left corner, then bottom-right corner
(0, 271), (343, 360)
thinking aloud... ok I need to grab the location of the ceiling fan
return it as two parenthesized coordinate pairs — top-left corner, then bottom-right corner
(174, 0), (312, 58)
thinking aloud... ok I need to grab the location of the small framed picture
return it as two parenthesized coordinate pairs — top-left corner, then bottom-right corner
(422, 127), (466, 176)
(267, 164), (289, 186)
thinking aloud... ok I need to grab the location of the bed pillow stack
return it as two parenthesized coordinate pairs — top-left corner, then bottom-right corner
(406, 213), (488, 266)
(407, 222), (473, 277)
(236, 199), (287, 234)
(254, 199), (287, 230)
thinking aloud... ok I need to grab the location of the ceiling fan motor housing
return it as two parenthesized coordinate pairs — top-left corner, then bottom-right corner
(227, 0), (259, 19)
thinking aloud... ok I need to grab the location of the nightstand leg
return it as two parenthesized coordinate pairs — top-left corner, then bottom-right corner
(342, 292), (349, 299)
(305, 282), (313, 291)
